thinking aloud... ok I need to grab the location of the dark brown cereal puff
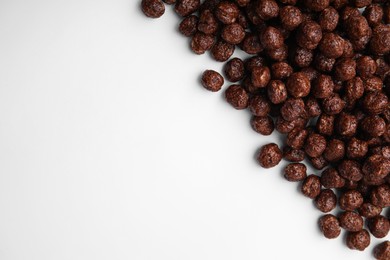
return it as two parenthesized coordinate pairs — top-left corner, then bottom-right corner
(179, 15), (199, 37)
(358, 203), (382, 218)
(175, 0), (200, 17)
(319, 33), (344, 59)
(339, 190), (364, 211)
(334, 58), (357, 82)
(345, 77), (364, 100)
(321, 168), (345, 188)
(345, 15), (371, 40)
(296, 21), (323, 50)
(346, 229), (371, 251)
(319, 214), (341, 239)
(271, 62), (293, 80)
(283, 147), (306, 162)
(286, 72), (311, 98)
(266, 44), (288, 62)
(224, 58), (244, 82)
(280, 98), (306, 122)
(291, 46), (314, 68)
(309, 155), (329, 170)
(215, 1), (239, 24)
(255, 0), (279, 20)
(251, 116), (274, 135)
(315, 189), (337, 213)
(225, 84), (249, 109)
(335, 112), (358, 137)
(323, 139), (345, 162)
(248, 95), (271, 117)
(190, 32), (215, 55)
(346, 137), (368, 159)
(367, 215), (390, 238)
(284, 163), (307, 181)
(211, 40), (235, 62)
(312, 74), (334, 99)
(314, 53), (336, 73)
(287, 128), (308, 150)
(251, 66), (271, 89)
(260, 26), (284, 50)
(304, 0), (330, 12)
(338, 160), (363, 182)
(371, 184), (390, 208)
(339, 211), (364, 232)
(267, 80), (287, 104)
(363, 4), (384, 26)
(318, 7), (339, 32)
(370, 24), (390, 55)
(142, 0), (165, 18)
(301, 174), (321, 199)
(362, 91), (389, 115)
(241, 33), (263, 54)
(257, 143), (282, 168)
(362, 155), (390, 183)
(374, 241), (390, 260)
(279, 6), (303, 31)
(305, 133), (327, 158)
(198, 10), (219, 35)
(305, 97), (322, 118)
(360, 115), (386, 138)
(201, 70), (224, 92)
(221, 23), (246, 45)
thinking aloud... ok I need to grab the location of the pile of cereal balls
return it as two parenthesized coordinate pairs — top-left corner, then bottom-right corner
(141, 0), (390, 257)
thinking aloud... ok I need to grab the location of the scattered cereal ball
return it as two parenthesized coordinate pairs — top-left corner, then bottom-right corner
(374, 241), (390, 260)
(319, 214), (341, 239)
(141, 0), (165, 18)
(257, 143), (282, 168)
(201, 70), (224, 92)
(346, 229), (371, 251)
(301, 174), (321, 199)
(284, 163), (307, 182)
(368, 215), (390, 238)
(339, 211), (364, 232)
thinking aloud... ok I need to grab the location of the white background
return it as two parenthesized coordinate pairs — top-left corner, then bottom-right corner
(0, 0), (379, 259)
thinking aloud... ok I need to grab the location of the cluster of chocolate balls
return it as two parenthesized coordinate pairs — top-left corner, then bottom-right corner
(141, 0), (390, 258)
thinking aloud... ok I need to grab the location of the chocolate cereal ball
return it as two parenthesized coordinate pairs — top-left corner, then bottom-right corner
(287, 128), (308, 149)
(305, 0), (330, 11)
(315, 189), (337, 212)
(319, 7), (339, 32)
(280, 98), (306, 121)
(296, 21), (323, 50)
(321, 168), (345, 189)
(301, 174), (321, 199)
(370, 24), (390, 55)
(267, 80), (287, 104)
(346, 138), (368, 159)
(225, 85), (249, 109)
(363, 4), (384, 26)
(280, 6), (303, 31)
(249, 95), (271, 117)
(198, 10), (219, 35)
(316, 114), (334, 136)
(334, 58), (356, 82)
(255, 0), (279, 20)
(319, 214), (341, 239)
(312, 74), (334, 99)
(362, 91), (389, 115)
(346, 229), (371, 251)
(251, 66), (271, 89)
(191, 32), (215, 54)
(260, 26), (284, 50)
(338, 160), (363, 182)
(305, 133), (327, 158)
(215, 1), (240, 24)
(222, 23), (246, 45)
(201, 70), (224, 92)
(358, 203), (382, 218)
(179, 15), (198, 37)
(319, 33), (344, 59)
(368, 215), (390, 238)
(370, 184), (390, 208)
(257, 143), (282, 168)
(286, 72), (311, 98)
(339, 211), (364, 232)
(323, 139), (345, 162)
(224, 58), (245, 82)
(339, 190), (364, 211)
(374, 241), (390, 260)
(251, 116), (274, 135)
(175, 0), (200, 16)
(211, 40), (235, 62)
(284, 163), (307, 181)
(141, 0), (165, 18)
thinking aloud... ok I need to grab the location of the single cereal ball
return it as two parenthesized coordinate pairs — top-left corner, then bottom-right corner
(198, 9), (219, 35)
(179, 15), (198, 37)
(334, 58), (356, 82)
(301, 174), (321, 199)
(305, 0), (330, 11)
(279, 6), (302, 31)
(370, 23), (390, 55)
(201, 70), (224, 92)
(315, 189), (337, 212)
(314, 53), (335, 73)
(319, 33), (344, 59)
(251, 116), (274, 135)
(346, 138), (368, 159)
(321, 168), (345, 189)
(287, 128), (308, 149)
(335, 113), (358, 137)
(316, 114), (335, 136)
(255, 0), (279, 20)
(211, 40), (235, 62)
(338, 160), (363, 182)
(266, 44), (288, 62)
(248, 95), (271, 117)
(215, 1), (239, 24)
(225, 85), (249, 110)
(306, 97), (322, 118)
(319, 7), (339, 32)
(319, 214), (341, 239)
(224, 58), (244, 82)
(141, 0), (165, 18)
(296, 21), (323, 50)
(363, 91), (389, 115)
(356, 56), (377, 79)
(257, 143), (282, 168)
(283, 147), (306, 162)
(260, 26), (284, 50)
(280, 98), (306, 122)
(312, 74), (334, 99)
(341, 39), (355, 58)
(221, 23), (245, 45)
(251, 66), (271, 89)
(309, 156), (329, 170)
(175, 0), (200, 17)
(241, 34), (263, 54)
(346, 229), (370, 251)
(345, 15), (371, 40)
(371, 184), (390, 208)
(339, 211), (364, 232)
(286, 72), (311, 98)
(362, 155), (390, 183)
(291, 47), (313, 68)
(358, 203), (382, 218)
(284, 163), (307, 182)
(322, 93), (345, 115)
(363, 4), (384, 26)
(190, 32), (215, 55)
(374, 241), (390, 260)
(267, 80), (287, 104)
(323, 139), (345, 162)
(339, 190), (364, 211)
(368, 215), (390, 238)
(360, 115), (386, 138)
(305, 133), (327, 158)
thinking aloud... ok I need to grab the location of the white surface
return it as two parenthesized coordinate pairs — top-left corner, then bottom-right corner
(0, 1), (379, 259)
